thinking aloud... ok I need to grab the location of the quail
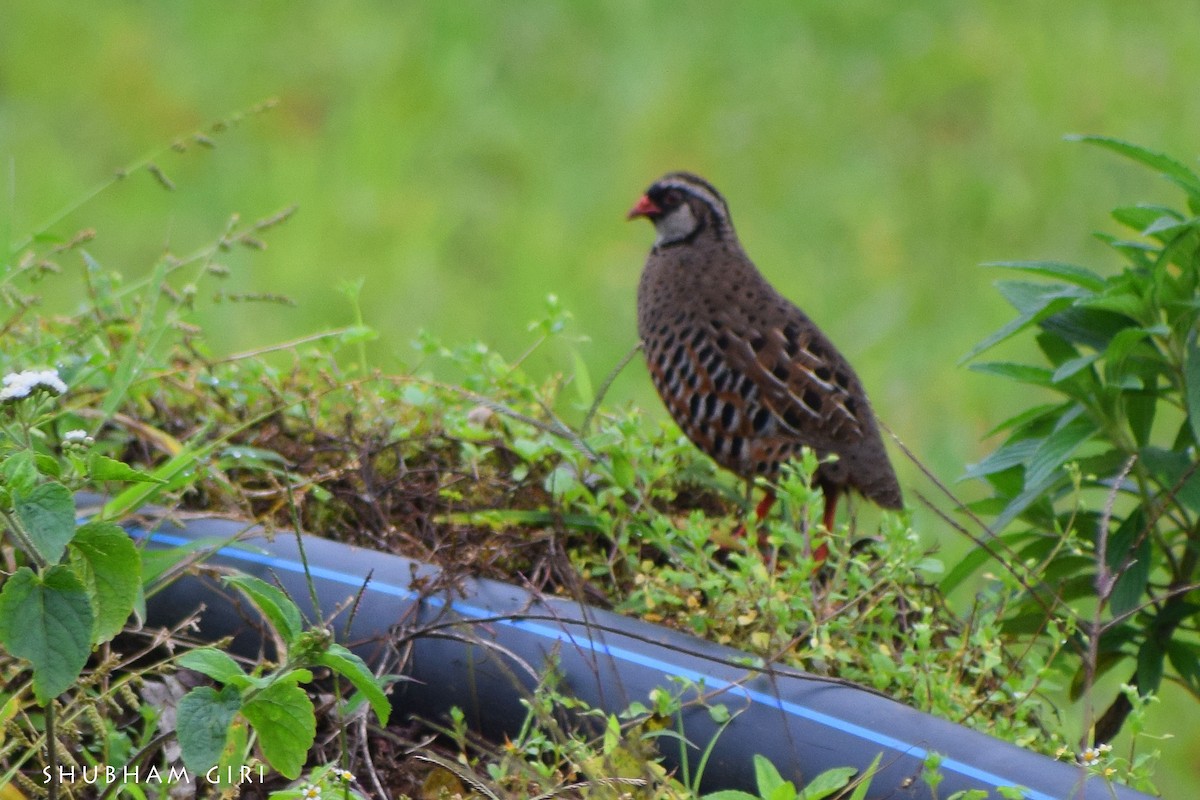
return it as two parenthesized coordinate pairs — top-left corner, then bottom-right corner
(628, 172), (902, 550)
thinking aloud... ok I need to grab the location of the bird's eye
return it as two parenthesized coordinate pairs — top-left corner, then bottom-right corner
(662, 189), (683, 206)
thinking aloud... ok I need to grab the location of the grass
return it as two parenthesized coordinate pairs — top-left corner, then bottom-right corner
(4, 2), (1200, 794)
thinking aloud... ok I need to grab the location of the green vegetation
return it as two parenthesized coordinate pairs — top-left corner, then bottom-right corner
(5, 2), (1200, 795)
(0, 132), (1178, 797)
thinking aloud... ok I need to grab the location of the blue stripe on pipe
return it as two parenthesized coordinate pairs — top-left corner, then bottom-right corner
(137, 527), (1049, 800)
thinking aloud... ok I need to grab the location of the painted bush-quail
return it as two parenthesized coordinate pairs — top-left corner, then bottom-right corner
(628, 172), (902, 547)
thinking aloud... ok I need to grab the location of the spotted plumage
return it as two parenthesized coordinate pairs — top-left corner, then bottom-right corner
(629, 172), (902, 532)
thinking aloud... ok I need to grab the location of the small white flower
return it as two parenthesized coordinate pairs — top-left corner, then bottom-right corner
(300, 785), (321, 800)
(1, 369), (67, 401)
(63, 429), (89, 443)
(336, 769), (355, 782)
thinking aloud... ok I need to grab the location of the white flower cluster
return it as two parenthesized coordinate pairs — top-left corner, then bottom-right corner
(0, 369), (67, 401)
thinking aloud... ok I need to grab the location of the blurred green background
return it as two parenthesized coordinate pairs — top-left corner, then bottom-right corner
(3, 1), (1198, 792)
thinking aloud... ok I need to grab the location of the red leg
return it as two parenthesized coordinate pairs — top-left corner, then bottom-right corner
(754, 489), (777, 522)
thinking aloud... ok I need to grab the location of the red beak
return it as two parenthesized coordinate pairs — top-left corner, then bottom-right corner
(627, 194), (661, 220)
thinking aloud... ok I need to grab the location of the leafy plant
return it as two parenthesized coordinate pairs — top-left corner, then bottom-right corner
(175, 574), (390, 783)
(959, 136), (1200, 748)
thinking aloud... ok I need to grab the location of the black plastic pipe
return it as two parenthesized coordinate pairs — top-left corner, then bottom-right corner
(131, 512), (1151, 800)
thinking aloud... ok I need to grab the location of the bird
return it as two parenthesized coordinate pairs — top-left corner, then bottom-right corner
(628, 171), (902, 555)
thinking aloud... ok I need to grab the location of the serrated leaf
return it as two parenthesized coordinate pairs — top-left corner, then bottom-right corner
(241, 678), (316, 779)
(177, 685), (242, 774)
(68, 521), (141, 642)
(87, 453), (163, 484)
(317, 643), (390, 725)
(179, 648), (247, 685)
(983, 260), (1106, 292)
(1068, 134), (1200, 197)
(0, 566), (94, 703)
(14, 482), (76, 565)
(0, 450), (38, 496)
(222, 574), (303, 645)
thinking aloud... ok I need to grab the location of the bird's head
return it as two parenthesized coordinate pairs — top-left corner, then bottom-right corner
(628, 172), (734, 247)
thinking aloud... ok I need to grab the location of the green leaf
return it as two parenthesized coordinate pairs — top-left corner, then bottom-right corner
(1068, 134), (1200, 197)
(317, 643), (390, 725)
(0, 566), (94, 703)
(0, 450), (38, 496)
(800, 767), (856, 800)
(1166, 641), (1200, 691)
(68, 521), (141, 643)
(1186, 331), (1200, 446)
(14, 481), (76, 565)
(178, 648), (248, 685)
(962, 439), (1039, 481)
(571, 349), (594, 407)
(177, 685), (242, 774)
(87, 453), (164, 484)
(241, 677), (316, 779)
(1025, 412), (1097, 490)
(222, 574), (303, 645)
(844, 753), (881, 800)
(1107, 510), (1151, 619)
(960, 293), (1076, 364)
(1136, 637), (1165, 694)
(983, 260), (1106, 292)
(609, 449), (635, 491)
(702, 792), (759, 800)
(967, 362), (1055, 389)
(1111, 204), (1181, 234)
(752, 754), (794, 800)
